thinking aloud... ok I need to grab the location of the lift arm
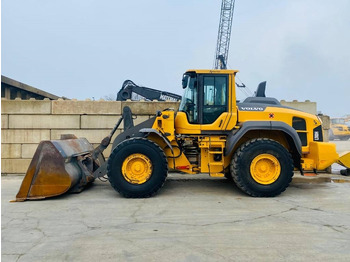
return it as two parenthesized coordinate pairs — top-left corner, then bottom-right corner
(116, 80), (182, 102)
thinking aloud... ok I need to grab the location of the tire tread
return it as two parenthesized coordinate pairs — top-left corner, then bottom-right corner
(230, 138), (294, 197)
(107, 137), (168, 198)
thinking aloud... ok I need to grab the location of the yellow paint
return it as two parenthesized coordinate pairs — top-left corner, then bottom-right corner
(198, 136), (226, 174)
(210, 173), (225, 177)
(121, 153), (152, 184)
(337, 152), (350, 168)
(300, 158), (315, 171)
(175, 112), (201, 134)
(186, 69), (239, 75)
(250, 154), (281, 184)
(303, 142), (339, 170)
(151, 111), (176, 141)
(150, 111), (195, 174)
(238, 106), (322, 154)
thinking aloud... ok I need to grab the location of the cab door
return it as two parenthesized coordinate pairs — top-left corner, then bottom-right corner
(199, 74), (236, 132)
(175, 72), (237, 134)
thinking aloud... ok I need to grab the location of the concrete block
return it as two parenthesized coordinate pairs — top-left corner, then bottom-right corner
(1, 100), (51, 114)
(9, 115), (80, 129)
(323, 131), (330, 142)
(121, 101), (180, 115)
(81, 115), (121, 129)
(1, 159), (32, 174)
(2, 115), (8, 129)
(1, 144), (21, 158)
(280, 100), (317, 115)
(2, 130), (50, 144)
(81, 115), (151, 128)
(133, 115), (151, 125)
(319, 115), (330, 130)
(21, 144), (40, 159)
(52, 100), (121, 115)
(51, 129), (121, 144)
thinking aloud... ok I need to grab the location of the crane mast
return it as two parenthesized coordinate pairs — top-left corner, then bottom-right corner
(214, 0), (235, 69)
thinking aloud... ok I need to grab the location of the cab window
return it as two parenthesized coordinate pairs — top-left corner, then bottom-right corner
(179, 74), (198, 124)
(203, 76), (228, 124)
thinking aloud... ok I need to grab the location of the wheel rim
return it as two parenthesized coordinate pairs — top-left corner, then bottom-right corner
(250, 154), (281, 185)
(122, 153), (152, 184)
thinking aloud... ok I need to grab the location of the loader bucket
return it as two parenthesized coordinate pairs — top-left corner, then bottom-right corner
(14, 137), (96, 202)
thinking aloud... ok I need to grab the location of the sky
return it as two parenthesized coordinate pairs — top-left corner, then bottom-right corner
(2, 0), (350, 117)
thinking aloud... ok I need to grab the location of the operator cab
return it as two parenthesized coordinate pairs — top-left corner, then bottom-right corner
(179, 71), (229, 125)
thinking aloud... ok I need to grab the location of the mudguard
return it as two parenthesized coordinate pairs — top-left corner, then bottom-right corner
(111, 117), (156, 150)
(139, 128), (174, 154)
(224, 121), (302, 156)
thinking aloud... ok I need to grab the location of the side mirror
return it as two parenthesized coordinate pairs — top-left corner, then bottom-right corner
(182, 75), (189, 89)
(189, 80), (197, 90)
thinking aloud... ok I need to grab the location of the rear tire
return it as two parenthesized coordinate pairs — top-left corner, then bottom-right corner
(107, 138), (168, 198)
(230, 138), (294, 197)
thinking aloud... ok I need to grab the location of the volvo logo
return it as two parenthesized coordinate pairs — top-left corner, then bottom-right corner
(239, 106), (265, 111)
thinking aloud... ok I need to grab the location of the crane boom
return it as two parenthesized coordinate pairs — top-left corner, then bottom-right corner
(214, 0), (236, 69)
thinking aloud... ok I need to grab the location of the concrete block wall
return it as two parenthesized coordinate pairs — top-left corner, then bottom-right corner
(280, 100), (317, 115)
(1, 98), (180, 175)
(318, 114), (331, 142)
(1, 98), (331, 175)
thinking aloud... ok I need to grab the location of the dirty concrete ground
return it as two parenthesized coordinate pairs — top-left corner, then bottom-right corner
(2, 140), (350, 262)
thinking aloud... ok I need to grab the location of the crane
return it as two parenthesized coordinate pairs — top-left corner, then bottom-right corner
(214, 0), (236, 69)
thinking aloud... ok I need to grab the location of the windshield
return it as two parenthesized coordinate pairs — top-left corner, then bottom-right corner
(179, 74), (198, 123)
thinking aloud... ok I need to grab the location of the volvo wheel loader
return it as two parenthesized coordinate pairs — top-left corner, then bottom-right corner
(329, 118), (350, 141)
(14, 69), (350, 201)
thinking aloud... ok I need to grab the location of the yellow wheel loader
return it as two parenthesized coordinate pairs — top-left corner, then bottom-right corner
(329, 118), (350, 141)
(14, 69), (350, 201)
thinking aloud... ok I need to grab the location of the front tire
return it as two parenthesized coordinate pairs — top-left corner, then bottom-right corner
(230, 138), (294, 197)
(107, 138), (168, 198)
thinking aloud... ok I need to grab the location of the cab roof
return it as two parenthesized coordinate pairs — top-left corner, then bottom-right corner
(186, 69), (239, 74)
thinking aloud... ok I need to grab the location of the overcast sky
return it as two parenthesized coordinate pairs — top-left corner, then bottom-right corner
(2, 0), (350, 117)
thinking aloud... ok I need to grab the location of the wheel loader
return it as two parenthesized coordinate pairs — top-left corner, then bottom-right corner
(329, 118), (350, 141)
(14, 69), (350, 201)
